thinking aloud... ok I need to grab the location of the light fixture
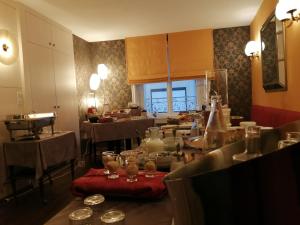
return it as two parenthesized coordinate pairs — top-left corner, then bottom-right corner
(275, 0), (300, 22)
(97, 64), (109, 80)
(0, 29), (18, 65)
(89, 73), (101, 91)
(244, 41), (261, 58)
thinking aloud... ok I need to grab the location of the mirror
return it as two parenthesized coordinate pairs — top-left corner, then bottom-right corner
(260, 12), (287, 92)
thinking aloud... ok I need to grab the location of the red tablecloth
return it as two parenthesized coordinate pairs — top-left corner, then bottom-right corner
(71, 168), (167, 199)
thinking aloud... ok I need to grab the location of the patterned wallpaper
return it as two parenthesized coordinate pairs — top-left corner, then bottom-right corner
(213, 26), (252, 119)
(73, 36), (131, 120)
(89, 40), (131, 111)
(73, 35), (93, 120)
(74, 27), (251, 120)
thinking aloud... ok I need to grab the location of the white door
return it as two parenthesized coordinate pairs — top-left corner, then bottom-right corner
(52, 25), (74, 55)
(53, 50), (79, 138)
(25, 11), (52, 48)
(27, 43), (57, 113)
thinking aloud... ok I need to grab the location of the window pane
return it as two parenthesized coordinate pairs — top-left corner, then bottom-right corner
(144, 82), (168, 113)
(172, 80), (196, 112)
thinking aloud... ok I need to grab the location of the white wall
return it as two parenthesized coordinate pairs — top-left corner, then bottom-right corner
(0, 0), (23, 197)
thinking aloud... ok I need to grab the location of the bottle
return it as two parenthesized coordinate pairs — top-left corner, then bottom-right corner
(190, 119), (200, 137)
(145, 127), (164, 153)
(203, 95), (227, 151)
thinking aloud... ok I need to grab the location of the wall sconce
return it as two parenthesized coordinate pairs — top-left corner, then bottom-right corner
(89, 73), (101, 91)
(88, 73), (100, 109)
(97, 64), (109, 80)
(244, 41), (261, 59)
(0, 29), (18, 65)
(275, 0), (300, 23)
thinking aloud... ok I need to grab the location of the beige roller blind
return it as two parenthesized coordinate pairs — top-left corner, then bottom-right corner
(125, 34), (168, 84)
(168, 29), (214, 80)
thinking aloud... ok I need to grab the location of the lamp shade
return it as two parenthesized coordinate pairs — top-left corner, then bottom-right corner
(0, 29), (18, 65)
(275, 0), (299, 21)
(89, 73), (101, 91)
(97, 64), (109, 80)
(244, 41), (260, 56)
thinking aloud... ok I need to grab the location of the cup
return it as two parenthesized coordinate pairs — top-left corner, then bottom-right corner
(102, 151), (115, 175)
(232, 126), (261, 162)
(278, 139), (298, 149)
(286, 132), (300, 142)
(126, 162), (139, 182)
(105, 153), (120, 179)
(144, 156), (157, 178)
(245, 126), (262, 156)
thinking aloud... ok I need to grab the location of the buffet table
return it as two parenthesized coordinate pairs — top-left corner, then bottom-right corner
(3, 131), (77, 200)
(82, 118), (155, 157)
(82, 118), (155, 143)
(44, 196), (173, 225)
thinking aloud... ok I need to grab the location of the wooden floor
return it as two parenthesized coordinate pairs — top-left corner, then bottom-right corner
(0, 140), (131, 225)
(0, 160), (92, 225)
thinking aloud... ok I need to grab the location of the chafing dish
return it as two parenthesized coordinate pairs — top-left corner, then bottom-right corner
(4, 112), (56, 141)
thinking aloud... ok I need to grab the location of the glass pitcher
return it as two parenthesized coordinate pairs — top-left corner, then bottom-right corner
(145, 127), (164, 153)
(203, 95), (227, 151)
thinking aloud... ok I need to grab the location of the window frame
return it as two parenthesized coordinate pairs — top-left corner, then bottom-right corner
(131, 79), (205, 114)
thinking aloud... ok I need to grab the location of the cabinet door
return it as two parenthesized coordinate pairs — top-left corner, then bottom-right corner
(27, 43), (57, 113)
(25, 11), (52, 48)
(52, 25), (74, 55)
(53, 50), (79, 136)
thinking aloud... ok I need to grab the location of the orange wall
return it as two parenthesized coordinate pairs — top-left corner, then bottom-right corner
(250, 0), (300, 112)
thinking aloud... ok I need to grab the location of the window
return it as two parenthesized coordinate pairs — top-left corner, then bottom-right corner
(172, 80), (196, 112)
(150, 88), (168, 112)
(143, 80), (197, 113)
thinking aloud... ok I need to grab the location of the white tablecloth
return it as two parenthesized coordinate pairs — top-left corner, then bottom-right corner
(2, 131), (77, 181)
(82, 118), (154, 143)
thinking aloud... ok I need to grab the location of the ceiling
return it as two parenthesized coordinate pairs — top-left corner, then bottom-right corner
(15, 0), (262, 42)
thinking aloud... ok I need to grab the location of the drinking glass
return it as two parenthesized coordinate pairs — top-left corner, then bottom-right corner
(144, 156), (157, 178)
(126, 162), (139, 182)
(102, 151), (115, 175)
(286, 132), (300, 142)
(119, 150), (139, 168)
(245, 126), (262, 156)
(105, 153), (120, 179)
(232, 126), (262, 162)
